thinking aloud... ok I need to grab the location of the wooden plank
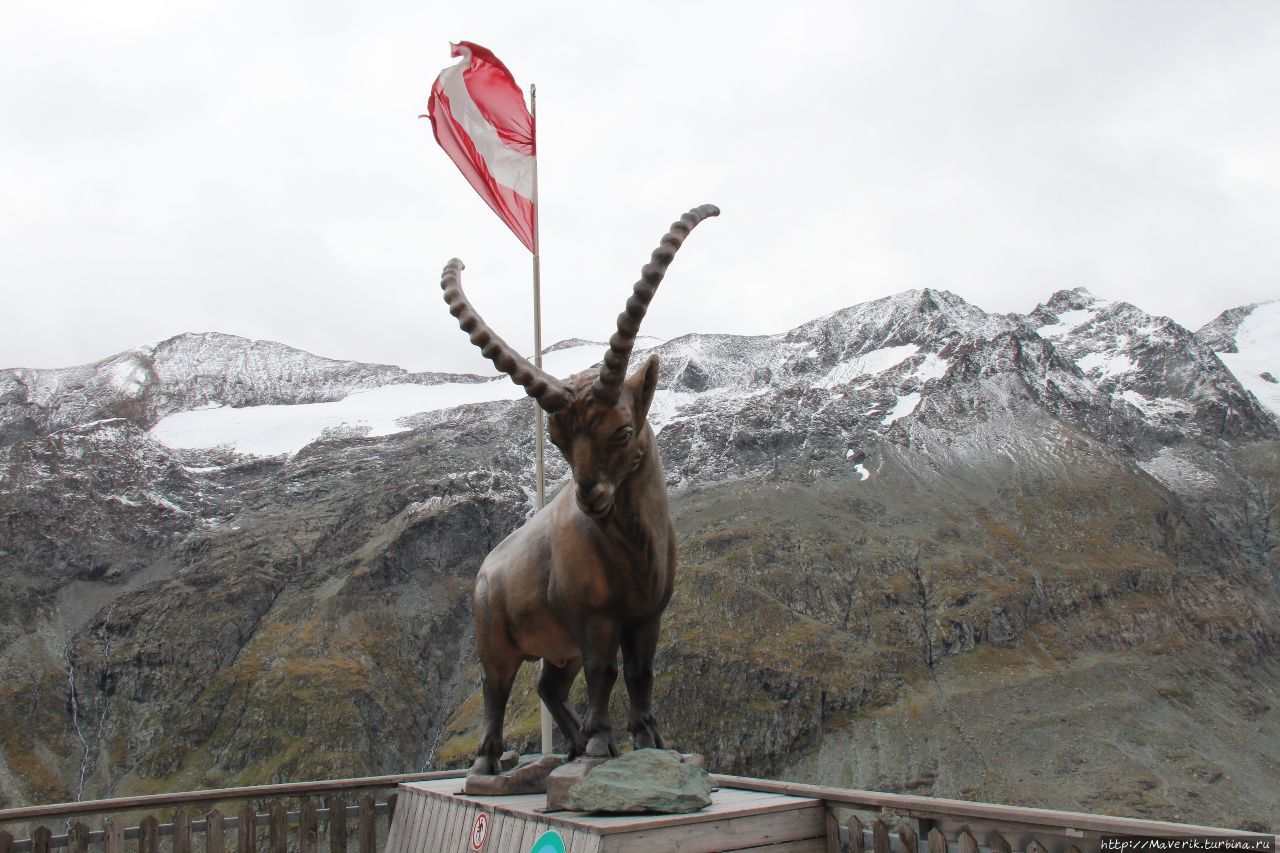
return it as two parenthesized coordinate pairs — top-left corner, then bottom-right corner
(927, 828), (946, 853)
(386, 795), (398, 824)
(421, 794), (444, 853)
(991, 834), (1010, 853)
(825, 811), (840, 853)
(300, 799), (319, 853)
(958, 831), (978, 853)
(873, 820), (890, 853)
(358, 795), (376, 853)
(847, 815), (865, 853)
(516, 820), (539, 853)
(457, 801), (479, 853)
(415, 793), (436, 853)
(435, 797), (457, 853)
(139, 817), (159, 853)
(388, 793), (415, 853)
(102, 819), (124, 853)
(68, 822), (90, 853)
(604, 804), (824, 853)
(269, 802), (287, 853)
(206, 810), (226, 853)
(899, 823), (919, 853)
(33, 827), (52, 853)
(1027, 842), (1047, 853)
(239, 803), (257, 853)
(723, 840), (826, 853)
(0, 829), (12, 853)
(481, 810), (502, 853)
(174, 811), (193, 853)
(329, 797), (347, 853)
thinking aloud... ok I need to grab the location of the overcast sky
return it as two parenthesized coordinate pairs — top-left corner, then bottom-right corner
(2, 2), (1278, 374)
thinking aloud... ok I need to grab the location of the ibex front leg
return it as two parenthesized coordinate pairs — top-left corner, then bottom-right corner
(622, 619), (666, 750)
(472, 654), (519, 775)
(577, 615), (622, 758)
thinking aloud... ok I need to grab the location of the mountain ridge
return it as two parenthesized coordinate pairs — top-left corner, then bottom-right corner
(0, 287), (1277, 830)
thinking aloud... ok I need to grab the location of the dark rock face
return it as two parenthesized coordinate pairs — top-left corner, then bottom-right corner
(1, 291), (1277, 832)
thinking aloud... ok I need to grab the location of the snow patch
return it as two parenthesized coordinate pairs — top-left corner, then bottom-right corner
(1037, 309), (1097, 338)
(1119, 389), (1191, 418)
(1076, 350), (1135, 379)
(882, 392), (922, 425)
(1214, 301), (1280, 419)
(151, 379), (530, 457)
(912, 352), (950, 383)
(853, 463), (870, 481)
(817, 344), (919, 388)
(1138, 448), (1217, 493)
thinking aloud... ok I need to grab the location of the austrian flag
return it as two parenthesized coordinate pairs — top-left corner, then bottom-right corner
(425, 42), (536, 252)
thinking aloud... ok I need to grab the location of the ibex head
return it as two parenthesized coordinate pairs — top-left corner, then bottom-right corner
(441, 203), (719, 518)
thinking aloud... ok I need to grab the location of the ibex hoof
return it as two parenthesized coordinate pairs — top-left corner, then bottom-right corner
(584, 732), (620, 758)
(470, 756), (503, 776)
(633, 729), (666, 750)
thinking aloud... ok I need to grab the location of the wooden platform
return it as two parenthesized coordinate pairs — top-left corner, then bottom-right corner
(385, 776), (825, 853)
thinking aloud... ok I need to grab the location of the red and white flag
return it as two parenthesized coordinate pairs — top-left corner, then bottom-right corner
(425, 42), (536, 252)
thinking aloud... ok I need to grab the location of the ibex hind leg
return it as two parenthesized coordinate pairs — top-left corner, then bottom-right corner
(472, 655), (520, 776)
(621, 620), (666, 750)
(537, 657), (586, 758)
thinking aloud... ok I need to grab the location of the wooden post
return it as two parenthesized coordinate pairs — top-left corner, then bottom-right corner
(328, 797), (347, 853)
(238, 803), (257, 853)
(991, 834), (1011, 853)
(357, 796), (375, 853)
(1028, 842), (1048, 853)
(898, 823), (918, 853)
(68, 822), (90, 853)
(299, 799), (318, 853)
(0, 829), (14, 853)
(206, 810), (225, 853)
(268, 803), (287, 853)
(173, 810), (192, 853)
(846, 815), (865, 853)
(385, 794), (396, 824)
(32, 827), (52, 853)
(139, 816), (159, 853)
(102, 818), (123, 853)
(958, 831), (978, 853)
(927, 827), (947, 853)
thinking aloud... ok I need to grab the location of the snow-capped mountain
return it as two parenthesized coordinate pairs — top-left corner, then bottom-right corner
(0, 331), (480, 445)
(1, 288), (1277, 829)
(1197, 299), (1280, 420)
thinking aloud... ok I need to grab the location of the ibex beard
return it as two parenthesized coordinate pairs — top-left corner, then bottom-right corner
(439, 204), (719, 776)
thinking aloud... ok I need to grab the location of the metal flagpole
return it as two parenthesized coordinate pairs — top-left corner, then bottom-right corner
(531, 82), (554, 757)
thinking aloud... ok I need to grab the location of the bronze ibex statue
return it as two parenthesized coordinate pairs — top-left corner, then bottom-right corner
(440, 204), (720, 774)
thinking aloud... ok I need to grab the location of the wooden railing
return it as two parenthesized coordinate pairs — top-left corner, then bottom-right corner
(3, 772), (1273, 853)
(0, 772), (466, 853)
(712, 775), (1279, 853)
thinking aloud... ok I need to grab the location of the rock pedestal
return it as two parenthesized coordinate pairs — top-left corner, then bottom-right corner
(545, 749), (713, 813)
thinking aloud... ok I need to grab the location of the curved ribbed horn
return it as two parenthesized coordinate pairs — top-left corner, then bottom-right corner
(440, 258), (568, 412)
(592, 204), (720, 406)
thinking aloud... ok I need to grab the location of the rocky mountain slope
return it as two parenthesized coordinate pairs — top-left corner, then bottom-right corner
(0, 290), (1277, 831)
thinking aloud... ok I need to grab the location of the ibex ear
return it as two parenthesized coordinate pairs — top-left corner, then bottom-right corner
(625, 354), (660, 423)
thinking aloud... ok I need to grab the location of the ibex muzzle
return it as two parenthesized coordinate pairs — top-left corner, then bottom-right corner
(440, 204), (719, 772)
